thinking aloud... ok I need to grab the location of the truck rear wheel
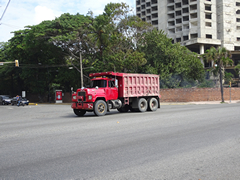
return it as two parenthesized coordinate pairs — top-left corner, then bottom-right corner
(94, 100), (107, 116)
(138, 98), (148, 112)
(147, 98), (158, 111)
(73, 109), (86, 116)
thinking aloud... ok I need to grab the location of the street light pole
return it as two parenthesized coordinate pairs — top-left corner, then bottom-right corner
(80, 51), (83, 88)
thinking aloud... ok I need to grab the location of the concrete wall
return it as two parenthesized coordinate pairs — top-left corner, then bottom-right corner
(160, 87), (240, 102)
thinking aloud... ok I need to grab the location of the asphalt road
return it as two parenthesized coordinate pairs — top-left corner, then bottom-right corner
(0, 103), (240, 180)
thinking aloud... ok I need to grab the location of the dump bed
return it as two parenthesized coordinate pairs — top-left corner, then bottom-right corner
(118, 73), (159, 98)
(89, 72), (160, 98)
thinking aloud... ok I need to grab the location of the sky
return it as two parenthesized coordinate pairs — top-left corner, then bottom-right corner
(0, 0), (135, 42)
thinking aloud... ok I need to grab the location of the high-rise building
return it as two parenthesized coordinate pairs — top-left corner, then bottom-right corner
(136, 0), (240, 68)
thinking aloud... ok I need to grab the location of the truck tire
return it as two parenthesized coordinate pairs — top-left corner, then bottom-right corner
(73, 109), (86, 116)
(117, 105), (129, 113)
(147, 98), (158, 111)
(138, 98), (148, 112)
(94, 100), (107, 116)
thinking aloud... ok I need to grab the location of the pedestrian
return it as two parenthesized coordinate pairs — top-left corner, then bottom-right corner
(16, 95), (20, 106)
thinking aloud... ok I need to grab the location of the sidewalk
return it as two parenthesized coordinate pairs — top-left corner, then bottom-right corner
(161, 100), (240, 105)
(29, 100), (240, 106)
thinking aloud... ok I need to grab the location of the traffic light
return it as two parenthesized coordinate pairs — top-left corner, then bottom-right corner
(15, 60), (19, 67)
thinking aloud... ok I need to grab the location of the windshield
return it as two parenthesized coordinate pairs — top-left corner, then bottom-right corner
(91, 80), (107, 88)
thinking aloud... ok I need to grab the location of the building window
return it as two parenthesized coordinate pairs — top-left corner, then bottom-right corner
(142, 11), (146, 16)
(190, 13), (197, 19)
(236, 2), (240, 6)
(206, 22), (212, 27)
(237, 26), (240, 30)
(183, 35), (189, 41)
(152, 6), (158, 11)
(190, 21), (198, 27)
(236, 10), (240, 14)
(168, 5), (174, 11)
(206, 34), (212, 39)
(146, 2), (151, 7)
(168, 13), (175, 19)
(152, 20), (158, 25)
(183, 15), (189, 21)
(176, 38), (181, 42)
(183, 0), (189, 5)
(190, 4), (197, 11)
(141, 5), (145, 10)
(183, 24), (189, 29)
(142, 0), (145, 2)
(235, 46), (240, 51)
(176, 27), (182, 32)
(205, 13), (212, 19)
(168, 0), (174, 3)
(151, 0), (157, 4)
(168, 21), (175, 26)
(175, 2), (181, 8)
(152, 13), (158, 18)
(237, 37), (240, 41)
(176, 10), (182, 16)
(168, 28), (175, 34)
(147, 9), (151, 14)
(147, 16), (151, 20)
(176, 18), (182, 24)
(182, 7), (189, 14)
(205, 5), (211, 11)
(137, 7), (141, 12)
(137, 14), (141, 18)
(142, 18), (146, 21)
(237, 18), (240, 22)
(190, 33), (198, 39)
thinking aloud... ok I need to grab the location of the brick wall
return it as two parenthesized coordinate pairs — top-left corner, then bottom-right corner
(160, 87), (240, 102)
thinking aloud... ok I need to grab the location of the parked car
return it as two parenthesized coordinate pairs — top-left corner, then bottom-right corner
(0, 95), (12, 105)
(11, 97), (29, 106)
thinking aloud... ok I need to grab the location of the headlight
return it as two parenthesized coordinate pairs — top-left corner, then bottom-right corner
(88, 95), (92, 100)
(73, 96), (76, 100)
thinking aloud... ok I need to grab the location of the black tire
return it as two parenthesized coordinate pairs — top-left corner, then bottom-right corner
(117, 105), (129, 113)
(147, 98), (158, 111)
(73, 109), (86, 116)
(138, 98), (148, 112)
(94, 100), (107, 116)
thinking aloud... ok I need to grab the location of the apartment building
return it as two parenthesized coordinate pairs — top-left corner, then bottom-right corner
(136, 0), (240, 70)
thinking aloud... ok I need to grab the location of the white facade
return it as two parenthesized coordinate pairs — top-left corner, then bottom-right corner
(136, 0), (240, 67)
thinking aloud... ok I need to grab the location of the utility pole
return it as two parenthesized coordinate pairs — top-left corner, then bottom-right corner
(80, 51), (83, 88)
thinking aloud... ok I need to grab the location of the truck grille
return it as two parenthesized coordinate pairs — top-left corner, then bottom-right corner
(78, 91), (86, 101)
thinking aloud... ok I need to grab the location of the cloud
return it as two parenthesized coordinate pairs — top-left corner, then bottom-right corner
(34, 6), (55, 24)
(0, 0), (135, 42)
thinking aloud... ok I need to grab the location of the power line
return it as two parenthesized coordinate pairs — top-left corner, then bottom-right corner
(0, 0), (11, 22)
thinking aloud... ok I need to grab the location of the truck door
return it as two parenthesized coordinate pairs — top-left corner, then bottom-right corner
(107, 80), (118, 100)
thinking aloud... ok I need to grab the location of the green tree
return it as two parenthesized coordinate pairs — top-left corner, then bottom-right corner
(203, 46), (233, 102)
(138, 29), (205, 88)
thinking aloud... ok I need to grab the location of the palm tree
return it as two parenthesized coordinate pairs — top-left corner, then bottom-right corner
(203, 47), (233, 102)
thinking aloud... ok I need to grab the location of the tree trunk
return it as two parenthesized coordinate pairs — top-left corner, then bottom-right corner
(219, 67), (224, 102)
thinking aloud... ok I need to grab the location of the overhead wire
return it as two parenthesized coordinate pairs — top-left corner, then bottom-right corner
(0, 0), (11, 23)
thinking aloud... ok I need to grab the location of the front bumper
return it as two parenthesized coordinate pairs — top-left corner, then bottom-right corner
(71, 102), (94, 110)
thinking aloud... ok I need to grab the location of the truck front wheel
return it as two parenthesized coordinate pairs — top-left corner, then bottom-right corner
(73, 109), (86, 116)
(138, 98), (148, 112)
(147, 98), (158, 111)
(94, 100), (107, 116)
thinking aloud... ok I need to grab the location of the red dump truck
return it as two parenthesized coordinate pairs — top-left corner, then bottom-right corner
(71, 72), (160, 116)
